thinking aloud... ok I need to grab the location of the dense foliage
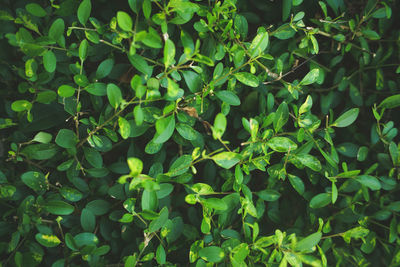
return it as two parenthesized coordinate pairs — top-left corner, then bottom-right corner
(0, 0), (399, 266)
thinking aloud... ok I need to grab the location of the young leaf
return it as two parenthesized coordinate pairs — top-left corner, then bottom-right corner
(331, 108), (359, 127)
(117, 11), (133, 31)
(118, 116), (131, 139)
(127, 157), (143, 177)
(212, 113), (227, 139)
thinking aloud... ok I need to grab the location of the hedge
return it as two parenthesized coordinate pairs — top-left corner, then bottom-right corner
(0, 0), (399, 266)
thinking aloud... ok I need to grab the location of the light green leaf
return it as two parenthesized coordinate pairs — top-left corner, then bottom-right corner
(164, 39), (175, 68)
(77, 0), (91, 25)
(58, 85), (75, 98)
(79, 39), (88, 61)
(117, 11), (133, 31)
(249, 31), (269, 58)
(154, 115), (175, 144)
(107, 83), (122, 109)
(379, 94), (400, 109)
(234, 72), (259, 87)
(202, 198), (228, 210)
(49, 18), (64, 41)
(127, 157), (143, 177)
(295, 232), (322, 252)
(35, 234), (61, 248)
(33, 132), (52, 144)
(11, 100), (32, 112)
(212, 152), (242, 169)
(299, 95), (313, 115)
(118, 116), (131, 139)
(331, 108), (359, 127)
(300, 69), (320, 85)
(212, 113), (227, 139)
(26, 3), (47, 17)
(266, 137), (298, 152)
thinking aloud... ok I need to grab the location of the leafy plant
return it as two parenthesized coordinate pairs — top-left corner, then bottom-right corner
(0, 0), (399, 266)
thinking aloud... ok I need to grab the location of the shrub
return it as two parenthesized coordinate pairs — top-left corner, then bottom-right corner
(0, 0), (399, 266)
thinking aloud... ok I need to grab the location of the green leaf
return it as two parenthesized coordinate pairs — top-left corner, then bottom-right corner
(79, 39), (88, 61)
(96, 59), (114, 79)
(273, 102), (289, 132)
(331, 108), (359, 127)
(182, 71), (202, 93)
(142, 0), (151, 19)
(202, 198), (228, 210)
(74, 232), (99, 247)
(362, 29), (380, 40)
(257, 189), (281, 202)
(249, 31), (269, 58)
(86, 83), (107, 96)
(11, 100), (32, 112)
(26, 3), (47, 17)
(117, 11), (133, 31)
(294, 154), (322, 171)
(107, 83), (122, 109)
(33, 132), (52, 144)
(355, 175), (381, 191)
(21, 171), (47, 194)
(60, 187), (83, 202)
(309, 193), (331, 209)
(83, 147), (103, 168)
(128, 54), (153, 77)
(43, 50), (56, 72)
(295, 232), (322, 252)
(119, 117), (131, 139)
(199, 246), (225, 263)
(156, 244), (166, 265)
(168, 155), (192, 176)
(212, 152), (242, 169)
(77, 0), (91, 25)
(45, 200), (74, 215)
(86, 199), (111, 215)
(149, 207), (169, 233)
(49, 18), (65, 41)
(55, 129), (77, 148)
(21, 144), (58, 160)
(266, 137), (298, 152)
(213, 113), (227, 139)
(282, 0), (292, 21)
(299, 95), (313, 115)
(234, 72), (259, 87)
(35, 234), (61, 248)
(288, 174), (305, 195)
(58, 85), (75, 98)
(300, 69), (320, 85)
(164, 39), (175, 68)
(154, 115), (175, 144)
(379, 94), (400, 109)
(81, 208), (95, 232)
(215, 90), (241, 106)
(176, 123), (198, 141)
(127, 157), (143, 177)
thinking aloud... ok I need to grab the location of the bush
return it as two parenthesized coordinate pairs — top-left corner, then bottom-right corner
(0, 0), (399, 266)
